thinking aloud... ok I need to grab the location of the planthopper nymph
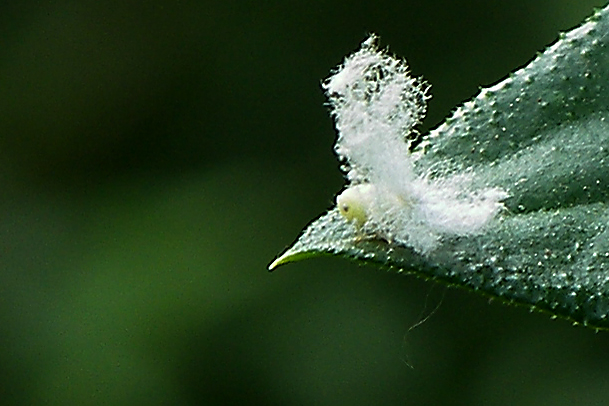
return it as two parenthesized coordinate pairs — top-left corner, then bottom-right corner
(327, 35), (507, 254)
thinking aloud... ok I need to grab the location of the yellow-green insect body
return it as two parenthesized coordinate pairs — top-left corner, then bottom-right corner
(336, 184), (376, 227)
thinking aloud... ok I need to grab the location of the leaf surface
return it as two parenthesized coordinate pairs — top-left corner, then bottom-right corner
(270, 6), (609, 329)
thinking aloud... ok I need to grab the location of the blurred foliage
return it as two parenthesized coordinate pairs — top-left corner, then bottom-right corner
(1, 1), (609, 405)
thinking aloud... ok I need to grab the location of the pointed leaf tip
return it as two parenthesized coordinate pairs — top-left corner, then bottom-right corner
(267, 256), (285, 271)
(268, 248), (323, 271)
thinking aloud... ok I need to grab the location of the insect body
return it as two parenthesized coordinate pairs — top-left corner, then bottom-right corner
(336, 184), (376, 227)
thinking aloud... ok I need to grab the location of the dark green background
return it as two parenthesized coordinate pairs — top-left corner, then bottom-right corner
(1, 1), (608, 405)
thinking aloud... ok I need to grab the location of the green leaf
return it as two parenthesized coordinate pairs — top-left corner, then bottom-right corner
(270, 6), (609, 330)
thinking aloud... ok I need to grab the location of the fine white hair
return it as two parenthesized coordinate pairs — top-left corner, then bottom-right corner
(326, 35), (507, 254)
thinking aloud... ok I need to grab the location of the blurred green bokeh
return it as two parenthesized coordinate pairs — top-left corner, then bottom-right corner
(1, 1), (609, 405)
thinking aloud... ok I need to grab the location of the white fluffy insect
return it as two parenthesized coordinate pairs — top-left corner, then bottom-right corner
(325, 35), (507, 254)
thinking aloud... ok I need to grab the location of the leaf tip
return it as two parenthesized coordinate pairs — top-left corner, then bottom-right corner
(268, 245), (325, 271)
(267, 255), (287, 271)
(267, 248), (300, 271)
